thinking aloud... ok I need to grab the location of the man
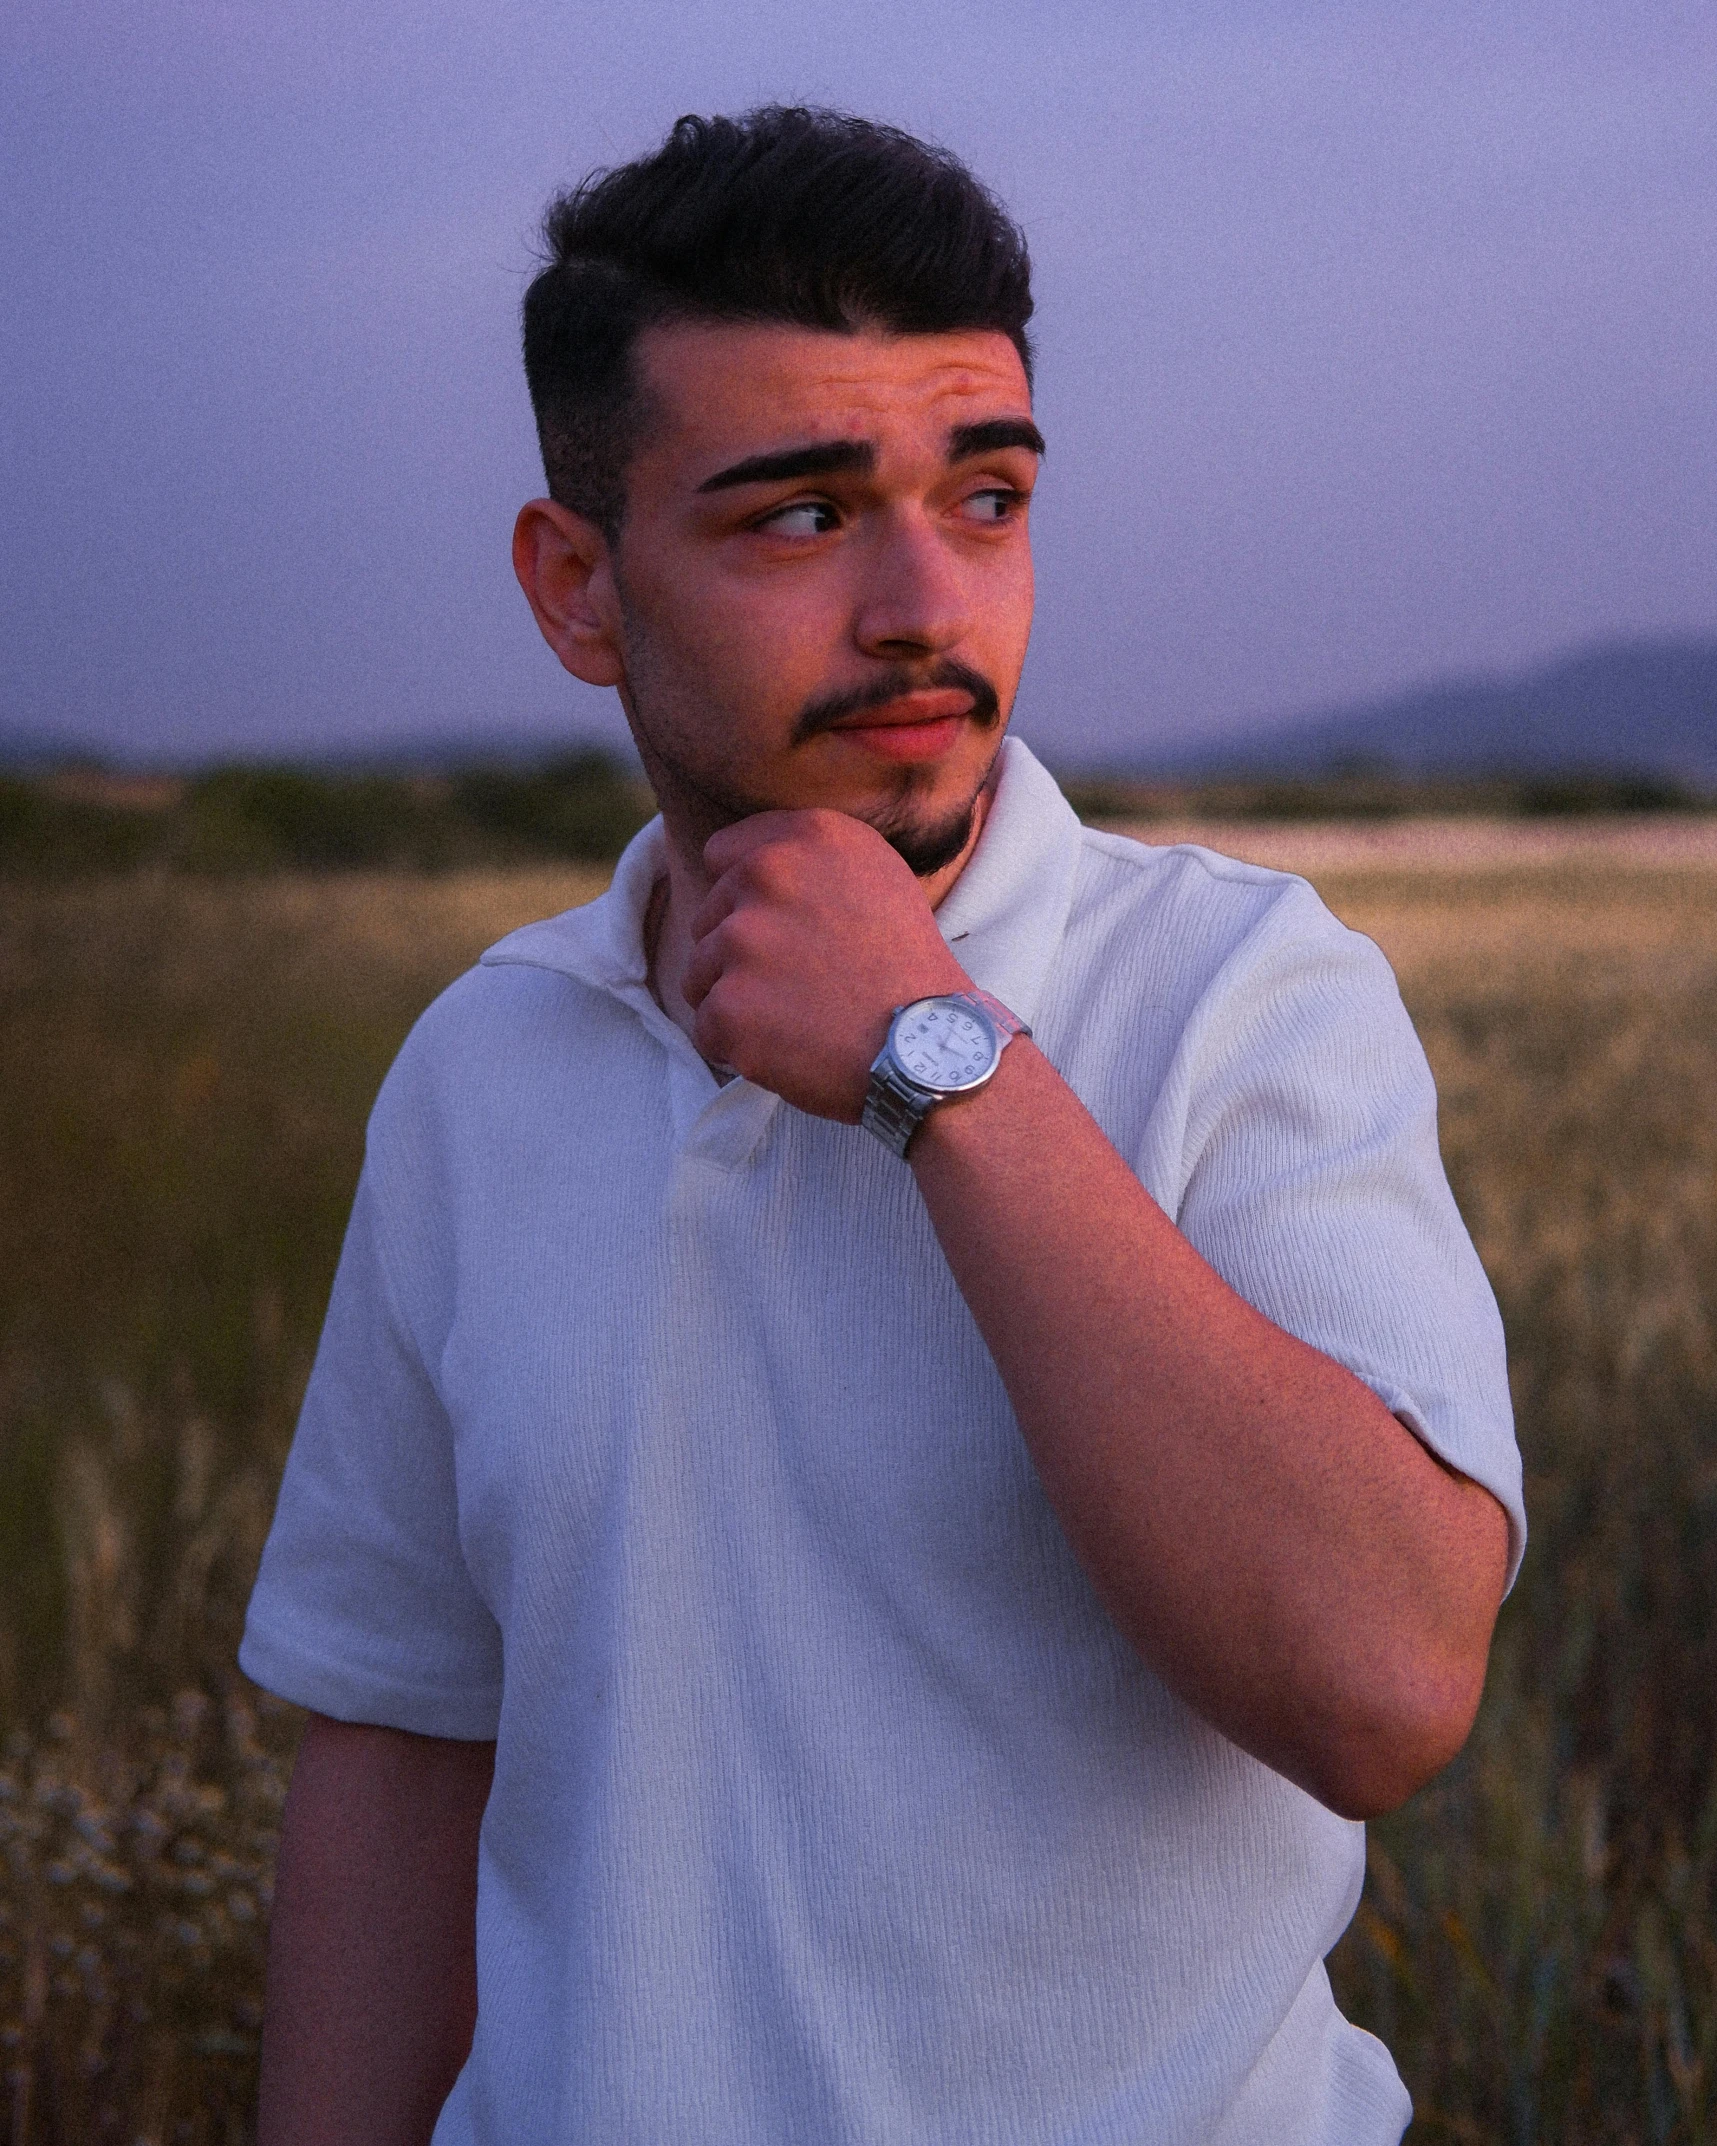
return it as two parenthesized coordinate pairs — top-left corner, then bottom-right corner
(243, 108), (1522, 2144)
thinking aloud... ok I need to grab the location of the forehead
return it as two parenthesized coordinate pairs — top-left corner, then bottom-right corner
(632, 321), (1033, 475)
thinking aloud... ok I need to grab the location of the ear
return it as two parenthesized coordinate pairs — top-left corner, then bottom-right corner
(512, 499), (626, 688)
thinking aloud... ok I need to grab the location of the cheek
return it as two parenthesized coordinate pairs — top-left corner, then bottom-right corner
(629, 568), (837, 743)
(1006, 545), (1035, 633)
(971, 554), (1035, 694)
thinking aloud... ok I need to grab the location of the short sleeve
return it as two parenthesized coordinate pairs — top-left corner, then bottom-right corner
(239, 1162), (505, 1738)
(1172, 887), (1525, 1586)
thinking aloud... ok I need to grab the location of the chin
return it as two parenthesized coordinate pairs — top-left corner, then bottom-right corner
(865, 764), (992, 879)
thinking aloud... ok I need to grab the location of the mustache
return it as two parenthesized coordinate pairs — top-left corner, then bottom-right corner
(790, 661), (1002, 747)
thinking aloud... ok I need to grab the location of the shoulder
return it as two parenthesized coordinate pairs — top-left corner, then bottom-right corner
(380, 957), (580, 1098)
(1058, 825), (1394, 1029)
(1072, 822), (1352, 932)
(366, 942), (638, 1180)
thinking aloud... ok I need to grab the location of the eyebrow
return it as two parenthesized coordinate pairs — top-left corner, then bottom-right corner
(948, 418), (1046, 462)
(695, 417), (1045, 495)
(697, 440), (875, 493)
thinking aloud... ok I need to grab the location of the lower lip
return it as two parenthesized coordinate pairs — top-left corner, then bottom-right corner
(830, 715), (965, 764)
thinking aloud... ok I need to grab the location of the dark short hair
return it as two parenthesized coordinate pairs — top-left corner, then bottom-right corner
(522, 107), (1035, 537)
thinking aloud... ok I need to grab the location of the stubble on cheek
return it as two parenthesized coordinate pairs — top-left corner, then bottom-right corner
(608, 592), (775, 847)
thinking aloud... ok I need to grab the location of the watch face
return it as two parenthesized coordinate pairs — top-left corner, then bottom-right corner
(890, 998), (999, 1092)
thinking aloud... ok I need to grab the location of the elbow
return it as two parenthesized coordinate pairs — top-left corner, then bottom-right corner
(1302, 1655), (1489, 1822)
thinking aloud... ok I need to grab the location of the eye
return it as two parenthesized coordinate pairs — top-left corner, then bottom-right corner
(957, 486), (1026, 525)
(756, 499), (840, 538)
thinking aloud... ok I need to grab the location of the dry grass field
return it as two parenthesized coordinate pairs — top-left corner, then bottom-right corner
(2, 822), (1714, 2142)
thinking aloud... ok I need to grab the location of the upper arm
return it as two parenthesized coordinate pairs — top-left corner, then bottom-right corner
(1171, 891), (1526, 1585)
(241, 1150), (505, 1737)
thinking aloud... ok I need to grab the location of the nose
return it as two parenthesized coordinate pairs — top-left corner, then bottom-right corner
(851, 507), (971, 661)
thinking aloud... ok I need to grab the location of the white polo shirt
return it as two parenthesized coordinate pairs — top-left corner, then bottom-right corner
(242, 737), (1522, 2146)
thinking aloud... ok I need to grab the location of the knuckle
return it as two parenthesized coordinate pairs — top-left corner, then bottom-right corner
(714, 911), (756, 963)
(733, 907), (790, 964)
(742, 846), (797, 899)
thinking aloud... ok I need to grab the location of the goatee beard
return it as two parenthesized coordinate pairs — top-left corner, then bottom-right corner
(653, 756), (993, 880)
(867, 788), (986, 878)
(791, 657), (1002, 878)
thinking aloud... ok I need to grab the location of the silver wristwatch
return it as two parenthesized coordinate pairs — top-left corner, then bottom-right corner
(861, 988), (1030, 1158)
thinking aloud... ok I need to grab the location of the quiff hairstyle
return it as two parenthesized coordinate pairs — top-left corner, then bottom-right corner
(521, 106), (1035, 538)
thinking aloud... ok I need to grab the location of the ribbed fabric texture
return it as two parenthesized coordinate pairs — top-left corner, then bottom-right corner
(241, 739), (1520, 2145)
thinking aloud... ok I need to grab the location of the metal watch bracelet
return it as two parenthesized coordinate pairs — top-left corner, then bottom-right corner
(861, 989), (1030, 1159)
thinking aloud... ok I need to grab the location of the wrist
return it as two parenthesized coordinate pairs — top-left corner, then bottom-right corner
(906, 1030), (1036, 1163)
(861, 989), (1030, 1159)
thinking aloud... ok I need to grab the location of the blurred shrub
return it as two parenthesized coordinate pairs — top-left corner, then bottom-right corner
(1060, 768), (1709, 824)
(1514, 773), (1696, 816)
(0, 782), (163, 881)
(179, 769), (454, 873)
(452, 751), (653, 863)
(0, 756), (653, 879)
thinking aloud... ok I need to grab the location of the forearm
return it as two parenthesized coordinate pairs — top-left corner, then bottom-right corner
(910, 1040), (1509, 1818)
(672, 806), (1508, 1813)
(258, 1715), (495, 2146)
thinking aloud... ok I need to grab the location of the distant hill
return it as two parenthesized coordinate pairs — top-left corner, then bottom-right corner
(0, 728), (85, 772)
(1200, 639), (1717, 782)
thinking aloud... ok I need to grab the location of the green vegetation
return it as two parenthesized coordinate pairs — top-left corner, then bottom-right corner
(0, 869), (599, 2143)
(1058, 767), (1713, 824)
(1, 850), (1713, 2141)
(1322, 871), (1717, 2141)
(3, 757), (1707, 890)
(0, 754), (652, 881)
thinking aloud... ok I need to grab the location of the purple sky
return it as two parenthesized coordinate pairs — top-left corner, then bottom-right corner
(3, 0), (1714, 768)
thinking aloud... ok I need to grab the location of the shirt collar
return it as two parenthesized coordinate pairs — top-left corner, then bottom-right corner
(479, 734), (1083, 1031)
(928, 736), (1083, 1030)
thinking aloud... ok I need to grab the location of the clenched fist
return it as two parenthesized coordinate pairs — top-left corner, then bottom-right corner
(680, 811), (973, 1120)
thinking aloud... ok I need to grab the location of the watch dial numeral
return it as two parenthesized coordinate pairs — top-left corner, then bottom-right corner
(891, 997), (1002, 1090)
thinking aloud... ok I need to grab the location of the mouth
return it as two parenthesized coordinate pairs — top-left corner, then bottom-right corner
(823, 689), (975, 763)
